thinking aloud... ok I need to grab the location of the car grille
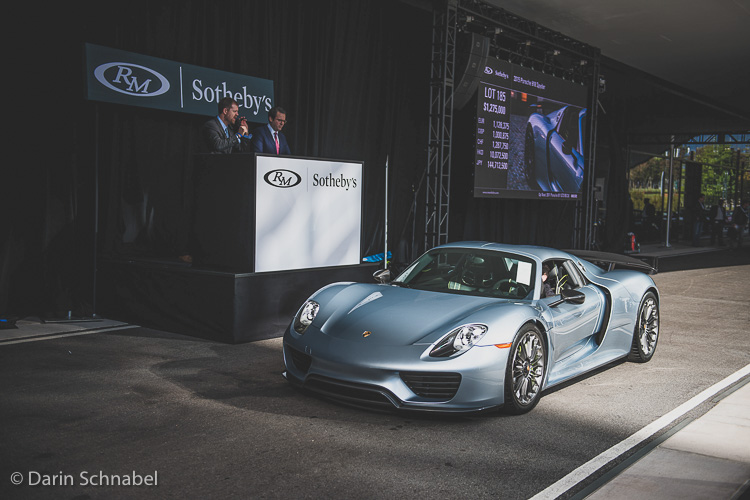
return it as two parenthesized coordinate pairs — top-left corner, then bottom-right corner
(287, 346), (312, 373)
(400, 372), (461, 400)
(304, 375), (398, 409)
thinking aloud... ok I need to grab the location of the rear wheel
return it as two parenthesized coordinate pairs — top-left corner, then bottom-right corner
(503, 323), (546, 415)
(628, 291), (659, 362)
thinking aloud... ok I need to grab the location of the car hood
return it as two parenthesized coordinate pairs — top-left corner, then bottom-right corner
(316, 283), (508, 346)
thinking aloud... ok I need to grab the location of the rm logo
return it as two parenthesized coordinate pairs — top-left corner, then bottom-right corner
(94, 62), (170, 97)
(264, 169), (302, 188)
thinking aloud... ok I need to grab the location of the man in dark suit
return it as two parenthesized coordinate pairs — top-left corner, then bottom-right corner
(251, 106), (291, 155)
(182, 97), (251, 264)
(201, 97), (251, 154)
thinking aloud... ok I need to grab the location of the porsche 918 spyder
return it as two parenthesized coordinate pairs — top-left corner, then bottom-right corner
(283, 242), (659, 414)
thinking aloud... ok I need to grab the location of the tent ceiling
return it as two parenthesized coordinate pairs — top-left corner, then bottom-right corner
(486, 0), (750, 122)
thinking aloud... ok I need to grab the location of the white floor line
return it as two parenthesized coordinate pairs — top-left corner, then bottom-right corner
(530, 362), (750, 500)
(0, 325), (140, 346)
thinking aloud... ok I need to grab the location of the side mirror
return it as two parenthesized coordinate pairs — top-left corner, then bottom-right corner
(549, 288), (585, 307)
(373, 268), (391, 284)
(561, 139), (573, 155)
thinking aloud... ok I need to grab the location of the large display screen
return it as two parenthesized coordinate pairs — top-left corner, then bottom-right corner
(255, 156), (362, 273)
(474, 59), (588, 200)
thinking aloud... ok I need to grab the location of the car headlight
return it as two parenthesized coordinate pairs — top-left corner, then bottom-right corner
(293, 300), (319, 334)
(429, 324), (488, 357)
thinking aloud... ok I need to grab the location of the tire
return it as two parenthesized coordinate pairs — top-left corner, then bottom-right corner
(628, 291), (659, 363)
(502, 323), (546, 415)
(524, 127), (537, 189)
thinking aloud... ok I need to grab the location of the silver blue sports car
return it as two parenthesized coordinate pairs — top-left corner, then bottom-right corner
(525, 105), (586, 193)
(283, 242), (659, 414)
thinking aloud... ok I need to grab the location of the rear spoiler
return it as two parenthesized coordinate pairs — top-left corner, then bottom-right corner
(564, 249), (657, 275)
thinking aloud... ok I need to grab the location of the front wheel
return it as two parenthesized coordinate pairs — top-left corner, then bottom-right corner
(628, 291), (659, 362)
(502, 323), (546, 415)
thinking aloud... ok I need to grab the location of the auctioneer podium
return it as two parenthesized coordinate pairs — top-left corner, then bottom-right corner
(98, 154), (375, 343)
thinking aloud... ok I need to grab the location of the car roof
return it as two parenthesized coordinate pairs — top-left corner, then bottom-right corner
(434, 241), (573, 263)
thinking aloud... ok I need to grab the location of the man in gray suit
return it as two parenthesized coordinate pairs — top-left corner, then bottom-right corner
(201, 97), (251, 154)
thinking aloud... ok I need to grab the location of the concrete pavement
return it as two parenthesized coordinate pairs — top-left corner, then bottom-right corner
(2, 240), (748, 500)
(584, 379), (750, 499)
(583, 240), (750, 499)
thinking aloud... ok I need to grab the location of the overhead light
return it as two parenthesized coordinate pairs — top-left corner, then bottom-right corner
(486, 26), (503, 37)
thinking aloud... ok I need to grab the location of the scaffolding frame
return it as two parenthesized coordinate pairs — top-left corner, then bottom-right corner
(424, 1), (458, 252)
(423, 0), (601, 252)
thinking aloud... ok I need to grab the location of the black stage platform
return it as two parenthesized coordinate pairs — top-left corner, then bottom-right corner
(97, 154), (377, 343)
(98, 259), (378, 343)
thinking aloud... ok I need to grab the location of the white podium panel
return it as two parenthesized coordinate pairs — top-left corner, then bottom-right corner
(255, 156), (363, 273)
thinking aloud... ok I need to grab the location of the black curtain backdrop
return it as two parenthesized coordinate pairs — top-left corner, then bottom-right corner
(5, 2), (747, 319)
(3, 0), (432, 318)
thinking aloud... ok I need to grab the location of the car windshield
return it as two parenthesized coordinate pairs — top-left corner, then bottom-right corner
(394, 248), (536, 300)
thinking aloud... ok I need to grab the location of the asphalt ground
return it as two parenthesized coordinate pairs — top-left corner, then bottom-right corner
(1, 247), (749, 499)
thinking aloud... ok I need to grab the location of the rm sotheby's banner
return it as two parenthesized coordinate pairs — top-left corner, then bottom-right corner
(84, 43), (274, 121)
(255, 156), (363, 273)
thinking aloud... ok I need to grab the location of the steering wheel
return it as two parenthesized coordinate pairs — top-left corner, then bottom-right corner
(494, 279), (530, 298)
(494, 278), (516, 291)
(460, 269), (477, 287)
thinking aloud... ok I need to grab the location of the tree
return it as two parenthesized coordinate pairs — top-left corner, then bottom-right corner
(629, 157), (666, 189)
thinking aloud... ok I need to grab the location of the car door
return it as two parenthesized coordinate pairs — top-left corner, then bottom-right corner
(541, 261), (604, 361)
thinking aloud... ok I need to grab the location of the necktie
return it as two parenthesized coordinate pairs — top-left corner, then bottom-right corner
(274, 132), (279, 154)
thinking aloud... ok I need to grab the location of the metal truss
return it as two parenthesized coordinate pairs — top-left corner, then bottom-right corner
(423, 0), (602, 251)
(424, 1), (457, 252)
(580, 60), (601, 250)
(628, 132), (750, 146)
(457, 0), (599, 74)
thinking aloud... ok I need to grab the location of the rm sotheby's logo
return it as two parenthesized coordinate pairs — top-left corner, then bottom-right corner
(94, 62), (170, 97)
(264, 169), (302, 188)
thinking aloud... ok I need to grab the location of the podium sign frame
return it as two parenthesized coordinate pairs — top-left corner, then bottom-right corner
(254, 155), (363, 273)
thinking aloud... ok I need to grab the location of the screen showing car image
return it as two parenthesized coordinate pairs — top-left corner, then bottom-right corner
(473, 59), (588, 200)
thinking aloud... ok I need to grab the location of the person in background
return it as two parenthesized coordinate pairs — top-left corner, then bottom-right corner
(729, 198), (749, 249)
(642, 198), (657, 239)
(691, 193), (707, 246)
(251, 106), (291, 155)
(709, 198), (728, 246)
(540, 264), (554, 298)
(200, 97), (251, 154)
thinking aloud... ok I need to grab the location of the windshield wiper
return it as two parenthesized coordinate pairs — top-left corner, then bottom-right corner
(391, 281), (411, 288)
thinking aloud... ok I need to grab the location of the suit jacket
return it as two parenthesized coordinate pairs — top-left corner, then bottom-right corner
(250, 124), (291, 155)
(692, 200), (707, 222)
(733, 207), (749, 228)
(201, 117), (250, 154)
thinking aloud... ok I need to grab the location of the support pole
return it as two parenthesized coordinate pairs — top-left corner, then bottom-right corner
(665, 136), (675, 248)
(384, 156), (389, 269)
